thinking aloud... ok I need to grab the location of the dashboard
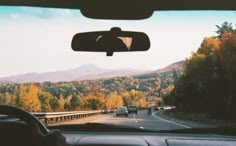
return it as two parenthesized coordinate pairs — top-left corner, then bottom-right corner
(63, 131), (236, 146)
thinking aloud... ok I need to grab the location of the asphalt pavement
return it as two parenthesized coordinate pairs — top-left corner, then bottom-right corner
(51, 110), (215, 131)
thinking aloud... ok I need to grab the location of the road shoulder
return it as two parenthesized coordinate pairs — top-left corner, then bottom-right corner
(153, 110), (216, 129)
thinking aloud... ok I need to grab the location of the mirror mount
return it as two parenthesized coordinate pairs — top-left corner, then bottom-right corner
(100, 27), (124, 56)
(106, 51), (114, 57)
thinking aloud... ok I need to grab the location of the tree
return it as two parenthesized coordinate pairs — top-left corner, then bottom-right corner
(121, 91), (147, 108)
(121, 92), (133, 106)
(216, 21), (233, 38)
(198, 37), (221, 55)
(218, 30), (236, 119)
(49, 96), (59, 111)
(0, 93), (5, 104)
(169, 23), (236, 120)
(57, 94), (65, 111)
(4, 92), (15, 105)
(106, 92), (123, 109)
(64, 95), (72, 111)
(133, 91), (147, 107)
(38, 91), (54, 112)
(18, 83), (41, 112)
(83, 93), (105, 110)
(70, 95), (81, 110)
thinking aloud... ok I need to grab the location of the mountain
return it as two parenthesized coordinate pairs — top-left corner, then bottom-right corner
(0, 64), (148, 83)
(0, 81), (15, 85)
(37, 61), (184, 101)
(153, 61), (184, 73)
(0, 61), (184, 83)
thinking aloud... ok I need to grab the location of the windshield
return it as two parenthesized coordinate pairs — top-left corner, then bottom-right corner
(1, 6), (236, 133)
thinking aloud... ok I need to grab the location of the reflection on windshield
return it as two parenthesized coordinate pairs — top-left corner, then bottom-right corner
(0, 7), (236, 132)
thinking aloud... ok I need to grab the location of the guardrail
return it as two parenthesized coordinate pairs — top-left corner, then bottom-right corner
(32, 110), (102, 125)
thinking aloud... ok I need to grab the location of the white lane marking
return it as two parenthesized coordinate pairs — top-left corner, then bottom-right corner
(152, 111), (191, 129)
(139, 126), (144, 129)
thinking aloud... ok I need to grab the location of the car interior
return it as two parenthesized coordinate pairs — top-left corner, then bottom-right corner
(1, 0), (236, 146)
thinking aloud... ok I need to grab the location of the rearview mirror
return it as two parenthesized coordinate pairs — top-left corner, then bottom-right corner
(71, 27), (150, 56)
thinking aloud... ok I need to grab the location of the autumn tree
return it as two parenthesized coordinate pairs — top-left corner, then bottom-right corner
(0, 93), (4, 104)
(121, 91), (147, 108)
(169, 22), (236, 120)
(217, 30), (236, 118)
(106, 92), (123, 109)
(133, 91), (147, 107)
(121, 91), (133, 106)
(18, 83), (41, 112)
(64, 95), (72, 111)
(57, 94), (65, 111)
(83, 93), (105, 110)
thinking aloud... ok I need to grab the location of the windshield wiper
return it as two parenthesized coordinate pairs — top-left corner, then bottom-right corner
(48, 123), (154, 132)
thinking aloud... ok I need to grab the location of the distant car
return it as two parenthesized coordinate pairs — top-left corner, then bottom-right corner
(116, 106), (128, 116)
(128, 105), (138, 114)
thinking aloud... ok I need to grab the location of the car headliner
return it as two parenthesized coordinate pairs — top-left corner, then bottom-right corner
(1, 0), (236, 10)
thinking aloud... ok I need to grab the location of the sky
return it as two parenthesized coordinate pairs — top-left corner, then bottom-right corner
(0, 6), (236, 77)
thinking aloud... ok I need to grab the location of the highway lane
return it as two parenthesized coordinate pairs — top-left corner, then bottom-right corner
(51, 110), (215, 131)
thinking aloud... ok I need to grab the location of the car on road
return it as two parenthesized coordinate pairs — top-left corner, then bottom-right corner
(116, 106), (128, 116)
(128, 105), (138, 114)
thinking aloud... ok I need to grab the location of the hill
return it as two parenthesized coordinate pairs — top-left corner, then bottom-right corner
(0, 64), (148, 83)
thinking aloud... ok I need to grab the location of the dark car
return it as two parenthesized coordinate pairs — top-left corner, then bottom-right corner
(128, 106), (138, 114)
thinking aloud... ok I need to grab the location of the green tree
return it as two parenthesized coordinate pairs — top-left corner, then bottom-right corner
(216, 21), (233, 38)
(49, 96), (59, 111)
(38, 91), (54, 112)
(70, 95), (81, 110)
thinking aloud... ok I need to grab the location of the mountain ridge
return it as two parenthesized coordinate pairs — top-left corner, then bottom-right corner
(0, 61), (184, 83)
(153, 61), (184, 73)
(0, 64), (149, 83)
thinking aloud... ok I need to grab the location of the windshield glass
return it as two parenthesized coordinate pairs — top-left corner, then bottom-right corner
(1, 6), (236, 133)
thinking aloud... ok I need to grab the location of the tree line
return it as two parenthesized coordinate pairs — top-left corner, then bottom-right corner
(0, 82), (149, 112)
(165, 22), (236, 121)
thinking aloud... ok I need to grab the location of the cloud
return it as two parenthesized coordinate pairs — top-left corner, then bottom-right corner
(19, 7), (79, 19)
(9, 13), (20, 19)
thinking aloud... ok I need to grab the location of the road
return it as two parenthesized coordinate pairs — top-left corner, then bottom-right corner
(52, 110), (215, 131)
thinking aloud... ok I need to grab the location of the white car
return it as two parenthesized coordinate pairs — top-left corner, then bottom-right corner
(116, 106), (128, 116)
